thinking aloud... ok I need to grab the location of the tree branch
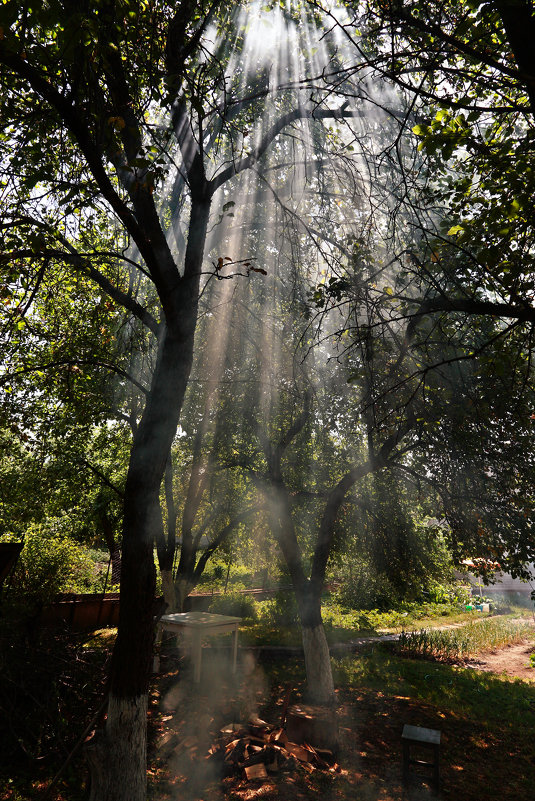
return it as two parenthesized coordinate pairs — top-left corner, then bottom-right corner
(0, 248), (160, 336)
(210, 104), (362, 191)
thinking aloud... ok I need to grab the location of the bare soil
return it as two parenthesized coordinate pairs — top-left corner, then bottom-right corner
(466, 641), (535, 681)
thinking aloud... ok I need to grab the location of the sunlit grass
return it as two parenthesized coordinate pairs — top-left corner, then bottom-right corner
(398, 617), (535, 661)
(333, 647), (535, 729)
(236, 596), (533, 647)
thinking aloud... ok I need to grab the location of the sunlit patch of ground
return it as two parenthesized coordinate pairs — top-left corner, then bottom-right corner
(466, 641), (535, 681)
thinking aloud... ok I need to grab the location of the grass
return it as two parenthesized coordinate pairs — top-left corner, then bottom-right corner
(236, 593), (534, 648)
(149, 644), (535, 801)
(334, 645), (535, 726)
(398, 616), (535, 661)
(2, 597), (533, 801)
(332, 646), (535, 801)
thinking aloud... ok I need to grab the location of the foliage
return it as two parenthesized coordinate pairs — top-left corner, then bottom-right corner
(237, 592), (488, 646)
(425, 579), (471, 607)
(197, 560), (255, 591)
(258, 590), (300, 629)
(332, 475), (456, 610)
(208, 589), (257, 620)
(2, 523), (105, 613)
(398, 617), (535, 661)
(334, 557), (398, 611)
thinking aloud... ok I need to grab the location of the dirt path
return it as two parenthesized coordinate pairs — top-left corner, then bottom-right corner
(466, 640), (535, 681)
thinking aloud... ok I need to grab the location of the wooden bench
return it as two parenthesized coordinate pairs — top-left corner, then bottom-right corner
(402, 724), (441, 789)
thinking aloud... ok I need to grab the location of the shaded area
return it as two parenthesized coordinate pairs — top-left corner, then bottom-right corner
(2, 626), (534, 800)
(149, 644), (535, 801)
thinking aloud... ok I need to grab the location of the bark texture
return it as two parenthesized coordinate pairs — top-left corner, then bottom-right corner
(160, 568), (176, 612)
(301, 623), (335, 706)
(87, 695), (148, 801)
(105, 194), (212, 797)
(296, 581), (335, 706)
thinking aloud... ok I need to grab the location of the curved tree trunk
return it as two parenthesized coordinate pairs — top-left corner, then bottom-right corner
(87, 194), (212, 801)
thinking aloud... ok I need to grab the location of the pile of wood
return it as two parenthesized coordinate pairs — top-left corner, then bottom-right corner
(209, 718), (341, 780)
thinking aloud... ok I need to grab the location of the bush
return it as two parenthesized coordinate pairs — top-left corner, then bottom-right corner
(197, 560), (254, 591)
(3, 522), (100, 613)
(334, 558), (399, 611)
(209, 590), (257, 620)
(258, 590), (299, 627)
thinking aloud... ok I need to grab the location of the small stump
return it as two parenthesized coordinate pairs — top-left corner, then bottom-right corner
(402, 724), (441, 790)
(286, 704), (339, 753)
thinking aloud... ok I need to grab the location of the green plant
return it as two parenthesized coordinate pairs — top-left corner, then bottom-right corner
(426, 580), (471, 606)
(334, 558), (399, 611)
(398, 617), (534, 661)
(208, 590), (257, 620)
(259, 590), (300, 627)
(2, 522), (99, 613)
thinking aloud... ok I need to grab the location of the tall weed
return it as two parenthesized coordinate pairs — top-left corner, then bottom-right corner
(398, 617), (534, 661)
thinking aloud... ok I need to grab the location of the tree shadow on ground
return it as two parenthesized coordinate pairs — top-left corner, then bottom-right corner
(149, 644), (535, 801)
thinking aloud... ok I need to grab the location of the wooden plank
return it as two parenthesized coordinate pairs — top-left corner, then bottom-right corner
(244, 763), (268, 780)
(402, 724), (441, 745)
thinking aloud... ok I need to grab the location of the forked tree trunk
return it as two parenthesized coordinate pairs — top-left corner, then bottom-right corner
(175, 575), (194, 611)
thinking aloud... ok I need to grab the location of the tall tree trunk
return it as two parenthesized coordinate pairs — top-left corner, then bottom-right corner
(87, 195), (212, 801)
(296, 586), (335, 706)
(267, 479), (336, 706)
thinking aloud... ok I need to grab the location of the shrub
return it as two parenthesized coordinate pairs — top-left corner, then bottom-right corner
(208, 590), (257, 620)
(425, 580), (471, 606)
(334, 558), (399, 611)
(3, 522), (99, 613)
(258, 590), (299, 627)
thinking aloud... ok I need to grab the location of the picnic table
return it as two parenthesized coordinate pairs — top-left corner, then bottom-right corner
(158, 611), (241, 682)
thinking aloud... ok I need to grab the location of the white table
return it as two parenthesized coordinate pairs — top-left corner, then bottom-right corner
(158, 611), (241, 682)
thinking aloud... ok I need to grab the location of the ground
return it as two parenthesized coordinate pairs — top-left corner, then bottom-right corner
(1, 617), (534, 800)
(148, 631), (535, 801)
(466, 641), (535, 681)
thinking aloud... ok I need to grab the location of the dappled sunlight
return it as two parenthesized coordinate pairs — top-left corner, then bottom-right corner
(148, 644), (535, 801)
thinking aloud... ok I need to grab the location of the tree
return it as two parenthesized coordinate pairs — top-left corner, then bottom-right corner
(295, 0), (535, 569)
(0, 2), (379, 795)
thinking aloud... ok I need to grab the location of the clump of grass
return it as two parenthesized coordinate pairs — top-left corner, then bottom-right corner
(398, 617), (534, 661)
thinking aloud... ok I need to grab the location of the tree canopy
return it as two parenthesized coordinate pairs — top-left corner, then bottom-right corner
(1, 0), (535, 797)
